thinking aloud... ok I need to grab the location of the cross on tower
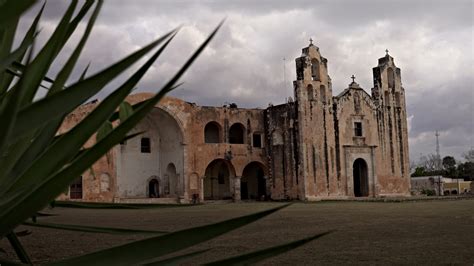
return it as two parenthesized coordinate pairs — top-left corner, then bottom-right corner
(309, 38), (313, 45)
(351, 75), (356, 83)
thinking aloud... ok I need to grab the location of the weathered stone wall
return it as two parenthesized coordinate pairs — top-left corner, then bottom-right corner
(57, 42), (411, 203)
(264, 102), (299, 199)
(372, 55), (411, 196)
(293, 43), (339, 200)
(333, 85), (379, 197)
(56, 101), (117, 202)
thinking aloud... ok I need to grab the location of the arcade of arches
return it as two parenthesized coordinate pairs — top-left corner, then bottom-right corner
(203, 160), (267, 200)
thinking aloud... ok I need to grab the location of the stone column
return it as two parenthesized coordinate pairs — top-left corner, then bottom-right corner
(370, 146), (378, 197)
(200, 176), (205, 201)
(233, 176), (241, 201)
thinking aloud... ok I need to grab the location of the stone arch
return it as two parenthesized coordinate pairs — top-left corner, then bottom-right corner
(311, 58), (320, 81)
(147, 176), (160, 198)
(116, 106), (184, 199)
(166, 163), (178, 196)
(387, 67), (395, 88)
(203, 159), (236, 200)
(384, 90), (390, 106)
(229, 123), (245, 144)
(320, 85), (326, 103)
(204, 121), (222, 143)
(241, 161), (268, 200)
(353, 158), (369, 197)
(307, 84), (314, 101)
(156, 105), (186, 141)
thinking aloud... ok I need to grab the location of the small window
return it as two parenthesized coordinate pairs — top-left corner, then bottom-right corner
(354, 122), (363, 137)
(307, 84), (314, 101)
(320, 85), (326, 103)
(229, 123), (245, 144)
(253, 133), (262, 148)
(204, 122), (220, 143)
(387, 67), (395, 88)
(311, 58), (320, 81)
(70, 176), (83, 199)
(141, 137), (151, 153)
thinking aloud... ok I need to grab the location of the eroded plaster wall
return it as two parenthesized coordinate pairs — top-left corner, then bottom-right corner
(57, 42), (411, 203)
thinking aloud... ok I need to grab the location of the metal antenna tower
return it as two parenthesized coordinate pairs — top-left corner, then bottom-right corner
(435, 131), (441, 170)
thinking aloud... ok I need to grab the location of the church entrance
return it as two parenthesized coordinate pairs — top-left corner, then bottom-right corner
(241, 162), (267, 200)
(204, 159), (234, 200)
(353, 158), (369, 197)
(148, 179), (159, 198)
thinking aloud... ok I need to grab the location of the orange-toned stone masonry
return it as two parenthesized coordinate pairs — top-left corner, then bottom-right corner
(58, 42), (410, 203)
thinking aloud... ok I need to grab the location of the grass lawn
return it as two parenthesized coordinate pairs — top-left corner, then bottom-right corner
(1, 199), (473, 264)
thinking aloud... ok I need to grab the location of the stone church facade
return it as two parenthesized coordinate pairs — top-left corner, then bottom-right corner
(59, 42), (410, 203)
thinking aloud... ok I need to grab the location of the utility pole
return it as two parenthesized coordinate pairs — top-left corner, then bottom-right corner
(283, 57), (287, 91)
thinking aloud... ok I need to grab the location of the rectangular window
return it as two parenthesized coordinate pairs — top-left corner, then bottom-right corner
(141, 137), (151, 153)
(354, 122), (363, 137)
(253, 133), (262, 148)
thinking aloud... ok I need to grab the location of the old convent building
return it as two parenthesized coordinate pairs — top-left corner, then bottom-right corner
(60, 41), (410, 203)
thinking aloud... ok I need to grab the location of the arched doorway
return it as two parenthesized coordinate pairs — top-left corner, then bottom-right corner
(353, 158), (369, 197)
(166, 163), (177, 196)
(149, 179), (159, 198)
(204, 159), (234, 200)
(241, 162), (267, 200)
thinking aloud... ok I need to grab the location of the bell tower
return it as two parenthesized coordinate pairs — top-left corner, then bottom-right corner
(372, 50), (409, 179)
(292, 39), (337, 199)
(293, 38), (332, 104)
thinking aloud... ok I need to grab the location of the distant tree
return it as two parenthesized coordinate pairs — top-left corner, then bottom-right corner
(411, 167), (426, 177)
(442, 156), (456, 169)
(419, 154), (439, 172)
(463, 149), (474, 163)
(442, 156), (456, 177)
(457, 161), (474, 180)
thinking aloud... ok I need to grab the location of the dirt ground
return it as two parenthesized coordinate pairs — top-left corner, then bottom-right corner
(1, 199), (473, 265)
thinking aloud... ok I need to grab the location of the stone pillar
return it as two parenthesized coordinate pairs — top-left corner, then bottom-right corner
(181, 174), (190, 203)
(370, 146), (378, 197)
(233, 176), (241, 201)
(200, 176), (205, 201)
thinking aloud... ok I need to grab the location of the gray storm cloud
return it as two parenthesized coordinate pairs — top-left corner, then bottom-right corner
(16, 0), (474, 162)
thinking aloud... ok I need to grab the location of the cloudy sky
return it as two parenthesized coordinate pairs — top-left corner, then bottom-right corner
(18, 0), (473, 163)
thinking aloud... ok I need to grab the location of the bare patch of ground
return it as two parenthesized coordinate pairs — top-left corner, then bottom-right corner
(1, 199), (473, 265)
